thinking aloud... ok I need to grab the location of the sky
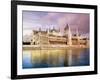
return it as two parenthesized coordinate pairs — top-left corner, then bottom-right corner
(23, 11), (90, 36)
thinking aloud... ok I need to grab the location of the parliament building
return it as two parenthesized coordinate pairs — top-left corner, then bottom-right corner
(23, 24), (89, 46)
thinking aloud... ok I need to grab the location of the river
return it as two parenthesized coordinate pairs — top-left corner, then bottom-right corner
(22, 48), (89, 69)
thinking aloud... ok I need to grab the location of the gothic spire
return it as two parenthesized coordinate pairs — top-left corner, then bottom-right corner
(64, 24), (69, 31)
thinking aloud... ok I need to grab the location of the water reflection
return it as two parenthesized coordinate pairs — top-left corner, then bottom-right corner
(22, 48), (89, 69)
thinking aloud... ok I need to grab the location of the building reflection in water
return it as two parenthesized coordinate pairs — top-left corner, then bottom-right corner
(22, 48), (89, 69)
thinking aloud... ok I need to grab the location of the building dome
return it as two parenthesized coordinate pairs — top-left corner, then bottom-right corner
(50, 27), (59, 33)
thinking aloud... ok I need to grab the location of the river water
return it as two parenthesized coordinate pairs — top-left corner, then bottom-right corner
(22, 48), (89, 69)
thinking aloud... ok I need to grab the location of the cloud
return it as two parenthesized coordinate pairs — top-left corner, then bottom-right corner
(23, 11), (89, 34)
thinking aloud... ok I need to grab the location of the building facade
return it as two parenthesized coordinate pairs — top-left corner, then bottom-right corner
(23, 24), (89, 46)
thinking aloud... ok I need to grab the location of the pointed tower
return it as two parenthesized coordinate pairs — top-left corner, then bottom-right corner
(52, 26), (56, 32)
(76, 28), (79, 37)
(64, 24), (69, 31)
(76, 28), (80, 45)
(46, 28), (49, 34)
(64, 24), (72, 45)
(49, 27), (51, 32)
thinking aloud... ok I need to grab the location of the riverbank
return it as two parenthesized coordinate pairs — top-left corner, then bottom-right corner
(23, 45), (89, 50)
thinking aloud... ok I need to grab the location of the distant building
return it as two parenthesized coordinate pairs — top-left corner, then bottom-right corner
(23, 24), (89, 46)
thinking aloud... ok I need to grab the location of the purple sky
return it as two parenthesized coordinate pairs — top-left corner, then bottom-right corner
(23, 11), (90, 34)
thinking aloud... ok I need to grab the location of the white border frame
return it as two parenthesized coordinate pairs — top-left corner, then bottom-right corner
(17, 5), (94, 75)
